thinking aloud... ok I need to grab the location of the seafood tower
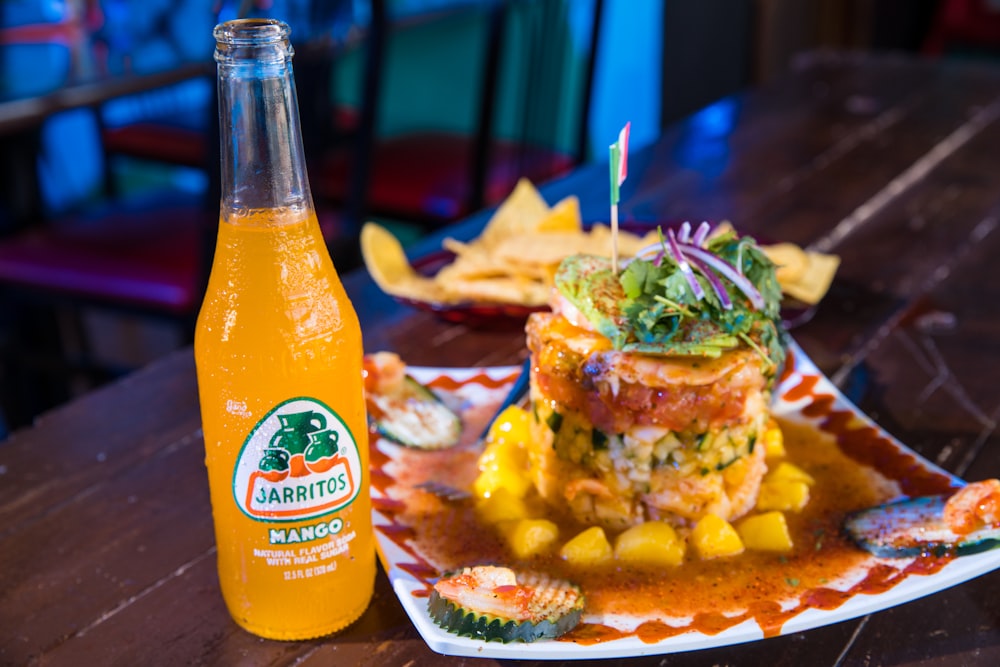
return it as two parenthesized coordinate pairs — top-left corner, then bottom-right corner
(525, 223), (786, 530)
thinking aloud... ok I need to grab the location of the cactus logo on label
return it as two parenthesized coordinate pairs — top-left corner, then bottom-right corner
(233, 397), (362, 522)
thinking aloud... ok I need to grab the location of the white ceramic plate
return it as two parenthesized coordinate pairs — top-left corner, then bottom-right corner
(368, 342), (1000, 660)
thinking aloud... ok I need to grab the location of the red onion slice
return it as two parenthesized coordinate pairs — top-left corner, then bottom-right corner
(633, 242), (665, 267)
(677, 221), (692, 243)
(685, 253), (732, 309)
(680, 243), (765, 310)
(631, 232), (766, 311)
(691, 221), (711, 247)
(666, 229), (705, 300)
(635, 243), (661, 260)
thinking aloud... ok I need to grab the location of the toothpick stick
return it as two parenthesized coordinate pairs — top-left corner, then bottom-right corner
(608, 122), (630, 274)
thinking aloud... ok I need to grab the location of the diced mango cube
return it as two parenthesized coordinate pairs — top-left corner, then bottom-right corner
(768, 461), (815, 486)
(737, 511), (794, 552)
(756, 479), (810, 512)
(474, 436), (531, 499)
(501, 518), (560, 559)
(475, 488), (529, 524)
(559, 526), (613, 566)
(762, 422), (786, 458)
(477, 437), (528, 474)
(472, 464), (532, 499)
(486, 405), (532, 445)
(691, 514), (745, 560)
(613, 521), (685, 566)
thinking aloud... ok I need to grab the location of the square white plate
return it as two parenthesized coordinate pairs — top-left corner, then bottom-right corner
(369, 341), (1000, 659)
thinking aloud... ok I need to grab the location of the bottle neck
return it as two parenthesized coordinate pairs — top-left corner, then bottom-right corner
(214, 19), (313, 215)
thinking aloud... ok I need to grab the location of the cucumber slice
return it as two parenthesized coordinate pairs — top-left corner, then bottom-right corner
(368, 375), (462, 450)
(428, 566), (584, 643)
(844, 495), (1000, 558)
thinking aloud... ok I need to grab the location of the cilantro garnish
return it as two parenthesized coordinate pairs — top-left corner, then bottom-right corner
(554, 224), (786, 369)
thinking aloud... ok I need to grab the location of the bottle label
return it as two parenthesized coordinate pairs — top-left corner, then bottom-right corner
(232, 397), (362, 522)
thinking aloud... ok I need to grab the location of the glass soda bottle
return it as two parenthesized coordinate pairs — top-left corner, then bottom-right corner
(194, 18), (374, 640)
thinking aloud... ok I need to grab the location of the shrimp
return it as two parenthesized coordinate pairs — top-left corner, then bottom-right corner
(644, 441), (767, 523)
(551, 291), (595, 332)
(644, 471), (730, 523)
(943, 479), (1000, 535)
(564, 478), (614, 501)
(429, 567), (585, 641)
(433, 566), (536, 621)
(362, 351), (406, 394)
(563, 478), (641, 528)
(721, 440), (769, 520)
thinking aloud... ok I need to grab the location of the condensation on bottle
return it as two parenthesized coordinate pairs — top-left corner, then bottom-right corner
(194, 18), (375, 640)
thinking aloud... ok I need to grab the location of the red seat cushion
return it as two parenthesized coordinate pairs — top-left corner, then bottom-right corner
(331, 104), (361, 133)
(315, 132), (576, 222)
(924, 0), (1000, 54)
(101, 123), (208, 168)
(0, 197), (211, 316)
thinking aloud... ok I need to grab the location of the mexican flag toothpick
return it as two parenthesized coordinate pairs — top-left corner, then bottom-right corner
(609, 121), (630, 273)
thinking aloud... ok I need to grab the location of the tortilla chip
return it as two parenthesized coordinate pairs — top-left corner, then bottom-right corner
(440, 276), (550, 306)
(781, 251), (840, 305)
(602, 225), (661, 256)
(481, 258), (552, 282)
(491, 232), (590, 266)
(360, 222), (444, 302)
(583, 224), (614, 248)
(366, 183), (838, 311)
(711, 221), (736, 238)
(488, 226), (657, 268)
(441, 237), (475, 257)
(536, 196), (582, 233)
(436, 251), (520, 281)
(763, 243), (810, 284)
(478, 178), (551, 248)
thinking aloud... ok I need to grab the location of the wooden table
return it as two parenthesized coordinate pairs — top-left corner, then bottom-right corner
(4, 50), (1000, 665)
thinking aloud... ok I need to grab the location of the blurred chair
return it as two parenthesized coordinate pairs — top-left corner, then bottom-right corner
(0, 0), (385, 429)
(0, 183), (217, 428)
(97, 0), (381, 230)
(89, 0), (218, 195)
(0, 5), (204, 426)
(312, 0), (603, 227)
(300, 0), (386, 234)
(98, 80), (214, 192)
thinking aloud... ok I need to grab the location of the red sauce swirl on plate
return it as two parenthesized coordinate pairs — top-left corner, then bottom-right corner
(372, 369), (955, 644)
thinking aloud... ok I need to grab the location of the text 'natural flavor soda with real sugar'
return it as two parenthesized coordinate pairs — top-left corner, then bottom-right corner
(194, 18), (374, 640)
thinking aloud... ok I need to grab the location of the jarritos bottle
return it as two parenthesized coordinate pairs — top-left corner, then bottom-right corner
(195, 18), (374, 639)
